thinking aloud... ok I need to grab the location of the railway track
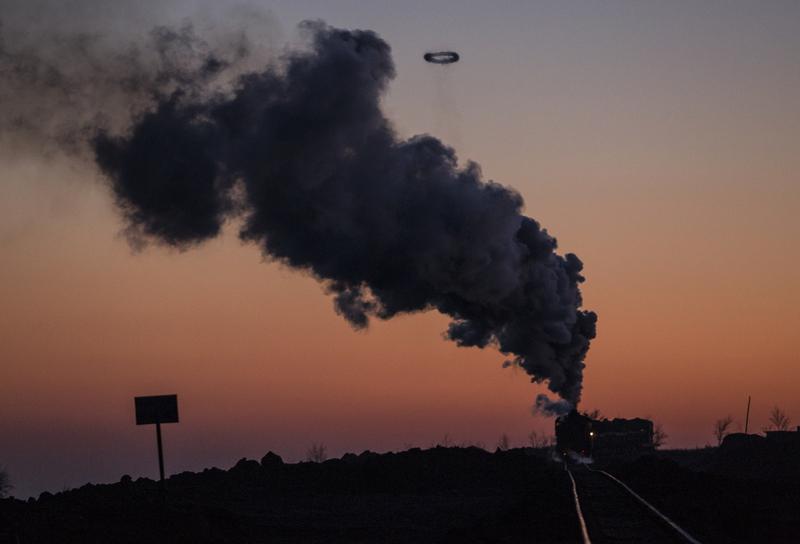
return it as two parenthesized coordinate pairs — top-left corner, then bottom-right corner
(565, 463), (702, 544)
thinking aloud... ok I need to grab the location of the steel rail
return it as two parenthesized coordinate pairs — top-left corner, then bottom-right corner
(587, 466), (703, 544)
(564, 464), (592, 544)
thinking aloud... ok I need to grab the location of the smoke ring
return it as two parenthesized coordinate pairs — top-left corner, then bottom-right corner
(424, 51), (460, 64)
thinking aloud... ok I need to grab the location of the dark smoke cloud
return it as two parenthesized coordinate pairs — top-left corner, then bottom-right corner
(4, 18), (597, 410)
(0, 10), (274, 155)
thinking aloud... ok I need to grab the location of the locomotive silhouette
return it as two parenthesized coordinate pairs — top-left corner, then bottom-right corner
(555, 411), (654, 458)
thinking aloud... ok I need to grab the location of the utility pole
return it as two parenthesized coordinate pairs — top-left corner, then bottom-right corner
(744, 395), (751, 434)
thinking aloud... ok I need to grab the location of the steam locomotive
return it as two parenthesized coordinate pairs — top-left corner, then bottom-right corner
(555, 410), (654, 458)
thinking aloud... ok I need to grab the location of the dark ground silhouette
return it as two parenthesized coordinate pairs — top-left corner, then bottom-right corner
(614, 436), (800, 543)
(2, 445), (799, 543)
(0, 447), (577, 544)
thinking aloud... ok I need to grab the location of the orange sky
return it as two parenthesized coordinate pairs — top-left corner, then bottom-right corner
(1, 0), (799, 498)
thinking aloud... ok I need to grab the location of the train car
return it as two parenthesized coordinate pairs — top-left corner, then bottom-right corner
(556, 410), (654, 459)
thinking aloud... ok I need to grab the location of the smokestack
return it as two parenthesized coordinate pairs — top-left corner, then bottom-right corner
(2, 20), (597, 412)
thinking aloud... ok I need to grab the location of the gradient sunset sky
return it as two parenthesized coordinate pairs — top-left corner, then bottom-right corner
(1, 0), (799, 499)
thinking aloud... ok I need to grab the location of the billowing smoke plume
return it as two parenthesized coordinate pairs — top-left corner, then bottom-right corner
(0, 10), (277, 154)
(534, 394), (574, 417)
(3, 19), (597, 411)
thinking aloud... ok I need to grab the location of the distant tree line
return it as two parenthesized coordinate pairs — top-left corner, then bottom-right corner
(713, 405), (793, 446)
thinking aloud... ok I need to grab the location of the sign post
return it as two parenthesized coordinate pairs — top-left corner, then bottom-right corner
(135, 394), (179, 486)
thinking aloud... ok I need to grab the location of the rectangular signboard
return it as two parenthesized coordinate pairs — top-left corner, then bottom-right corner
(135, 394), (179, 425)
